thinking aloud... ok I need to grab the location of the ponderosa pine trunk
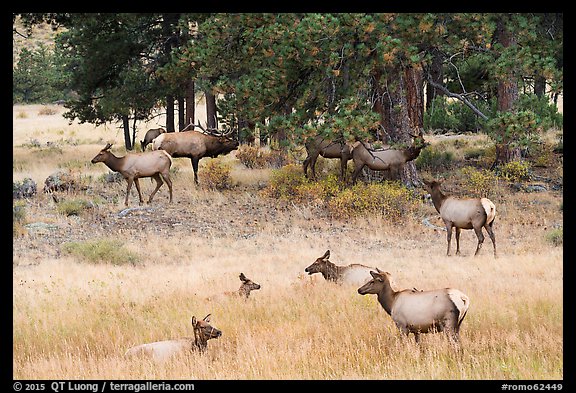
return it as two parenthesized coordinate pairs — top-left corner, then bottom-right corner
(370, 64), (424, 187)
(205, 90), (217, 130)
(493, 15), (521, 168)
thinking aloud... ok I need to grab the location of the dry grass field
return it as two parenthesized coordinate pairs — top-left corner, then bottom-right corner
(12, 104), (563, 381)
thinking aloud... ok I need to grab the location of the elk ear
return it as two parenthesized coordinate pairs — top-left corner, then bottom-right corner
(104, 143), (113, 150)
(239, 273), (247, 282)
(370, 271), (379, 279)
(191, 316), (197, 326)
(203, 314), (212, 322)
(322, 250), (330, 259)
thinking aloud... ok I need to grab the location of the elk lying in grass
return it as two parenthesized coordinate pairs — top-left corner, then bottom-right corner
(206, 273), (261, 301)
(358, 269), (470, 344)
(124, 314), (221, 361)
(140, 127), (166, 151)
(304, 250), (377, 286)
(91, 143), (173, 206)
(349, 133), (428, 184)
(423, 179), (497, 257)
(303, 136), (352, 181)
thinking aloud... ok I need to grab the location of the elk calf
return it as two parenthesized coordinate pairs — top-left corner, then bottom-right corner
(206, 273), (261, 301)
(304, 250), (376, 286)
(124, 314), (221, 361)
(358, 270), (470, 344)
(91, 143), (173, 206)
(423, 179), (496, 257)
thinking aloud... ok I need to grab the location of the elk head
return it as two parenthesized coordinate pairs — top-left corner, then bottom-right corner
(304, 250), (331, 275)
(192, 314), (222, 341)
(91, 143), (113, 163)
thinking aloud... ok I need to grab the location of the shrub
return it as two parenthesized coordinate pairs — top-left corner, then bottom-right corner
(13, 201), (27, 237)
(61, 238), (139, 265)
(56, 198), (95, 216)
(415, 146), (454, 171)
(38, 106), (57, 116)
(201, 160), (232, 190)
(460, 166), (498, 197)
(236, 145), (267, 169)
(43, 170), (86, 193)
(294, 174), (343, 206)
(327, 181), (419, 220)
(236, 145), (289, 169)
(98, 172), (124, 183)
(13, 200), (27, 223)
(545, 228), (563, 247)
(517, 95), (563, 131)
(424, 96), (493, 133)
(497, 160), (531, 182)
(261, 164), (308, 200)
(424, 96), (459, 131)
(13, 178), (37, 199)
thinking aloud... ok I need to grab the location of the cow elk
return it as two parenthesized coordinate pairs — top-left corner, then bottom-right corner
(303, 136), (352, 181)
(423, 179), (496, 257)
(124, 314), (222, 361)
(140, 127), (166, 151)
(358, 269), (470, 344)
(90, 143), (173, 206)
(349, 133), (428, 184)
(152, 126), (238, 185)
(304, 250), (377, 286)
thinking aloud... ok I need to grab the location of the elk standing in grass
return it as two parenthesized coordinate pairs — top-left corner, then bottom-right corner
(91, 143), (173, 206)
(140, 127), (166, 151)
(303, 136), (352, 181)
(423, 179), (496, 257)
(358, 269), (470, 344)
(124, 314), (221, 361)
(304, 250), (376, 286)
(152, 125), (238, 186)
(349, 133), (428, 184)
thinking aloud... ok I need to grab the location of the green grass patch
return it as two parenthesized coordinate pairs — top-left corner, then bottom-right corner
(56, 198), (95, 216)
(61, 238), (139, 265)
(545, 228), (562, 247)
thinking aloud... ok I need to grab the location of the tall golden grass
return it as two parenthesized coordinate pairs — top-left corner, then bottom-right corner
(13, 105), (563, 380)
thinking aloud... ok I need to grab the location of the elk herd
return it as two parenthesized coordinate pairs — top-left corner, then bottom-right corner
(125, 249), (472, 361)
(89, 126), (497, 360)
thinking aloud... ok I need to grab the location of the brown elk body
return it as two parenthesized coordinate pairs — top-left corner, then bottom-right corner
(124, 314), (221, 361)
(304, 250), (376, 286)
(152, 130), (238, 185)
(349, 134), (428, 184)
(423, 179), (497, 257)
(140, 127), (166, 151)
(358, 270), (470, 344)
(91, 143), (173, 206)
(303, 136), (352, 181)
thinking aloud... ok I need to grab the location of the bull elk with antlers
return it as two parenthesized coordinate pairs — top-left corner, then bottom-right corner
(152, 123), (238, 185)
